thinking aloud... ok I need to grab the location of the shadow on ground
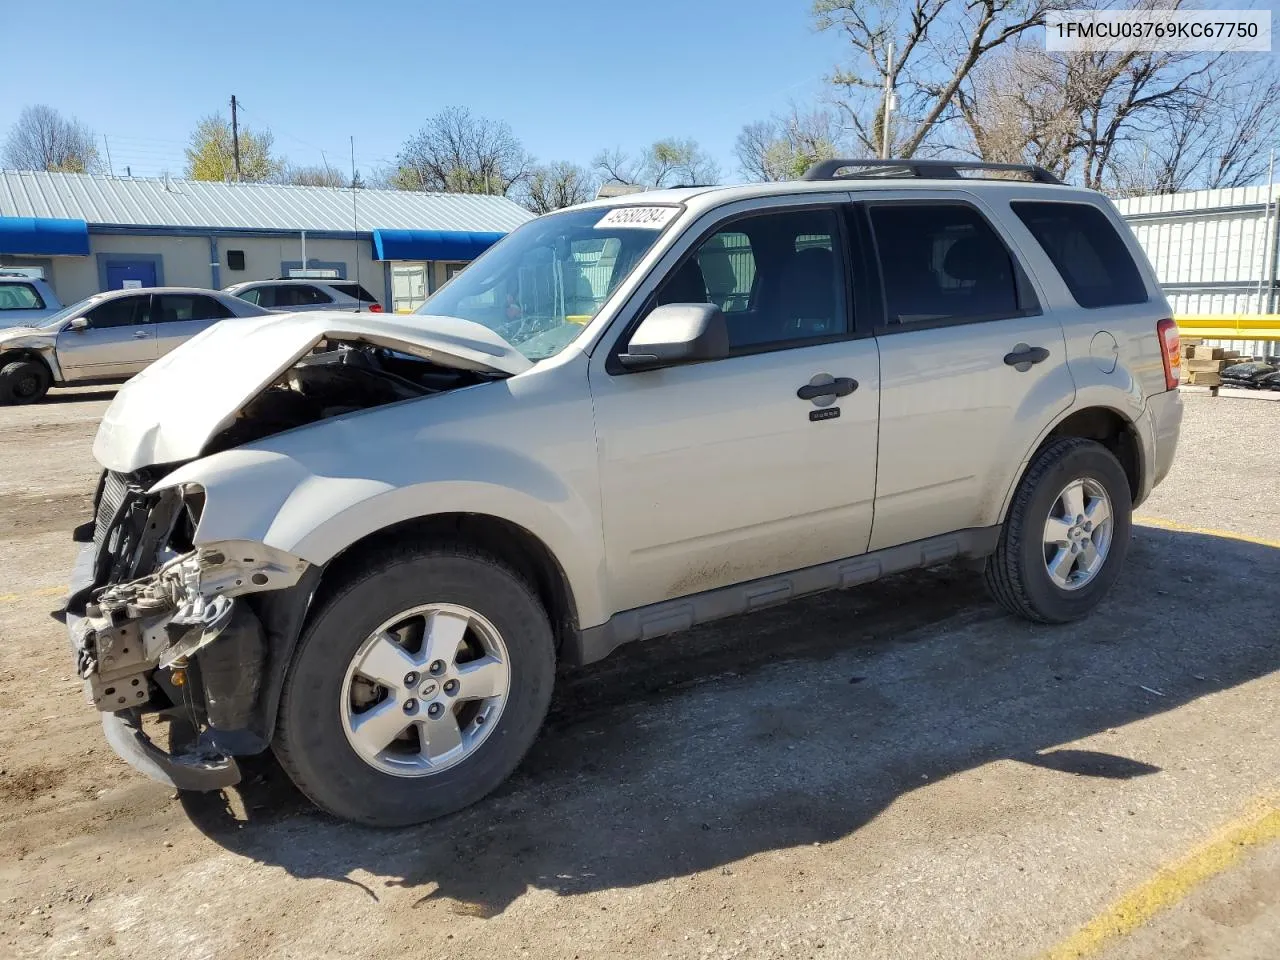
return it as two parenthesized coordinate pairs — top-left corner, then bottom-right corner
(182, 527), (1280, 915)
(43, 389), (118, 405)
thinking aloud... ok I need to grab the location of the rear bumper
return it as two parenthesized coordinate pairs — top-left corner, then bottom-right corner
(66, 542), (241, 792)
(1146, 388), (1183, 491)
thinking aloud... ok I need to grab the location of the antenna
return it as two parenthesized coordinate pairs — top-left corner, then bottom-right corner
(351, 135), (361, 313)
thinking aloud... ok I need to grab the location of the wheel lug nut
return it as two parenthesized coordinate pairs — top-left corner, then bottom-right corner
(429, 660), (446, 676)
(403, 671), (419, 687)
(443, 679), (459, 696)
(403, 698), (418, 715)
(427, 703), (443, 718)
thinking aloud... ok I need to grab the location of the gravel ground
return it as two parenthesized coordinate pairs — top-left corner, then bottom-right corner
(0, 388), (1276, 960)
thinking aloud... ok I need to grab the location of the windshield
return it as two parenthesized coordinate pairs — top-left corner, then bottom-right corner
(417, 204), (680, 361)
(37, 298), (97, 330)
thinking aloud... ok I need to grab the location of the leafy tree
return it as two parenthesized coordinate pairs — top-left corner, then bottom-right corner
(184, 114), (282, 183)
(2, 105), (101, 173)
(394, 107), (530, 194)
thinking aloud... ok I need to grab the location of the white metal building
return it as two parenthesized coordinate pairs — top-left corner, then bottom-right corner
(0, 171), (533, 312)
(1116, 184), (1279, 356)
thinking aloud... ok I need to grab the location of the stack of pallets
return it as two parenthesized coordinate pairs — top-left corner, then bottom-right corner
(1179, 338), (1243, 387)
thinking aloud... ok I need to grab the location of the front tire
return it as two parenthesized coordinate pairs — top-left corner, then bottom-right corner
(0, 359), (51, 405)
(273, 545), (555, 826)
(984, 437), (1132, 624)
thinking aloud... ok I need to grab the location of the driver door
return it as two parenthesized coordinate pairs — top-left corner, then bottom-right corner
(56, 294), (158, 381)
(588, 198), (881, 615)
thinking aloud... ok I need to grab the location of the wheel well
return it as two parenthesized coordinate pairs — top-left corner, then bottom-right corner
(0, 349), (52, 375)
(1042, 407), (1141, 502)
(316, 513), (580, 654)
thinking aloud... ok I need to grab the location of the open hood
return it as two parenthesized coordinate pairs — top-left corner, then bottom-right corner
(94, 311), (532, 473)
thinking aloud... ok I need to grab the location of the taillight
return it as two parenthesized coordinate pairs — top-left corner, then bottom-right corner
(367, 302), (383, 313)
(1157, 318), (1180, 390)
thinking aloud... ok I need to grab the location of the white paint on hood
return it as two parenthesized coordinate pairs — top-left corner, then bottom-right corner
(93, 310), (532, 473)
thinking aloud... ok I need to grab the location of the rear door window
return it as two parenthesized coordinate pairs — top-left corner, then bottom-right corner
(0, 283), (45, 310)
(153, 294), (234, 322)
(1011, 201), (1148, 308)
(868, 202), (1024, 326)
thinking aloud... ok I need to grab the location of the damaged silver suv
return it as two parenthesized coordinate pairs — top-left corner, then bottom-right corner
(66, 160), (1183, 826)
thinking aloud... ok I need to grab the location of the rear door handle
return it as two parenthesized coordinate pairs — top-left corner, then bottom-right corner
(797, 377), (858, 401)
(1003, 344), (1049, 370)
(133, 330), (149, 339)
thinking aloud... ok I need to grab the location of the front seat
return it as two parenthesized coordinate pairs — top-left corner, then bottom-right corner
(656, 258), (708, 306)
(942, 235), (1016, 314)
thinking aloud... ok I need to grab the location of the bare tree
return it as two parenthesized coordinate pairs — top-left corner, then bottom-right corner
(394, 107), (530, 195)
(518, 161), (598, 213)
(283, 164), (349, 188)
(592, 138), (720, 188)
(2, 105), (101, 173)
(814, 0), (1065, 158)
(736, 107), (843, 181)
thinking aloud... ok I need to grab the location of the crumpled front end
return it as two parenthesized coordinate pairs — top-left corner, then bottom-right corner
(66, 470), (311, 790)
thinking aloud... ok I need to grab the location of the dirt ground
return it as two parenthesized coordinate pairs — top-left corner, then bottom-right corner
(1, 387), (1277, 960)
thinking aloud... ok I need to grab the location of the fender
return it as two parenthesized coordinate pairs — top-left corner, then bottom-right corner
(152, 369), (611, 629)
(990, 355), (1152, 526)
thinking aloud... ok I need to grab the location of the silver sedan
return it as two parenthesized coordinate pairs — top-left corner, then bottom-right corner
(0, 287), (270, 404)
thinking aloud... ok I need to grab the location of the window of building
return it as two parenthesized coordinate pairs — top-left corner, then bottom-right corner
(1011, 201), (1148, 308)
(226, 250), (246, 271)
(869, 203), (1021, 325)
(655, 207), (848, 350)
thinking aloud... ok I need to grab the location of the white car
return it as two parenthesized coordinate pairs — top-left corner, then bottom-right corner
(224, 278), (384, 313)
(0, 273), (63, 328)
(65, 160), (1183, 826)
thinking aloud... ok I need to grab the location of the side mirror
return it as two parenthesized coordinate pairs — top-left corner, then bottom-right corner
(68, 317), (89, 331)
(618, 303), (730, 371)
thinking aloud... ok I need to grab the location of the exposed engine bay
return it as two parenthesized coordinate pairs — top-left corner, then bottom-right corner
(208, 340), (496, 454)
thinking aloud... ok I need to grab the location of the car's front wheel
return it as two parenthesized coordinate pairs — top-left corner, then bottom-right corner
(273, 545), (555, 826)
(0, 359), (51, 405)
(984, 437), (1132, 623)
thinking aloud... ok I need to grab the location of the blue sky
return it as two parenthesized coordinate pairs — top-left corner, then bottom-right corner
(0, 0), (848, 182)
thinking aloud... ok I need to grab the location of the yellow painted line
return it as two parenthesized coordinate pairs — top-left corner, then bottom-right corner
(1135, 516), (1280, 551)
(0, 585), (65, 604)
(1039, 795), (1280, 960)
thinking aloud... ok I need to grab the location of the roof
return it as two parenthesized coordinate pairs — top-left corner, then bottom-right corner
(0, 170), (534, 234)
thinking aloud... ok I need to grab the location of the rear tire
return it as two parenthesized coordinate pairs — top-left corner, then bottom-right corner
(984, 437), (1131, 623)
(273, 544), (555, 826)
(0, 359), (51, 405)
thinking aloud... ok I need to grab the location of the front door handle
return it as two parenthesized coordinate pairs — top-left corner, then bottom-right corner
(797, 377), (858, 401)
(133, 330), (149, 339)
(1003, 344), (1049, 370)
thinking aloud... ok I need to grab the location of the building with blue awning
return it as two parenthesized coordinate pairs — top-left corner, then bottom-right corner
(0, 170), (533, 310)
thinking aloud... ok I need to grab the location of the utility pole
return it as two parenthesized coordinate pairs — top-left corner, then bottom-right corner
(881, 41), (896, 160)
(230, 94), (242, 182)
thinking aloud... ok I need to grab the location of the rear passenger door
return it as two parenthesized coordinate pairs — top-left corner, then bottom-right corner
(151, 293), (236, 357)
(864, 195), (1074, 551)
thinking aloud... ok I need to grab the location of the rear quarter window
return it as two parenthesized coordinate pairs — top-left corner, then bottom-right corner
(1010, 201), (1147, 309)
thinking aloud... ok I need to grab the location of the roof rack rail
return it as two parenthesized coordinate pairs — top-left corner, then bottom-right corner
(801, 158), (1063, 185)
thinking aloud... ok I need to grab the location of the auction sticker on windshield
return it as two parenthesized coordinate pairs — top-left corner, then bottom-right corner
(596, 206), (679, 229)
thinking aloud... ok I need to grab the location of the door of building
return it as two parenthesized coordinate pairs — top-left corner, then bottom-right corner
(104, 260), (158, 291)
